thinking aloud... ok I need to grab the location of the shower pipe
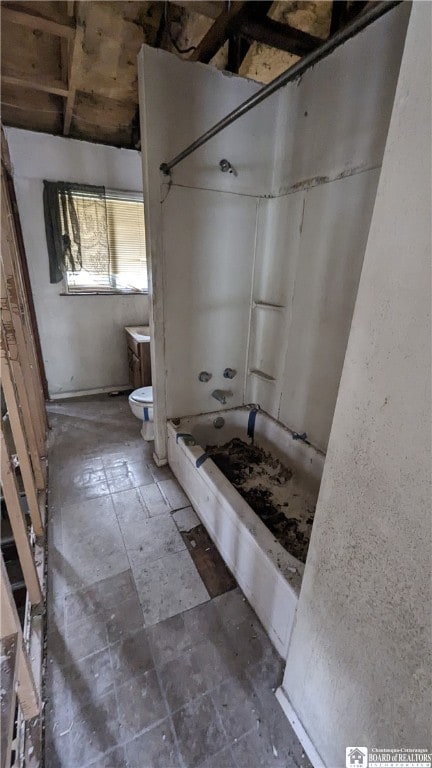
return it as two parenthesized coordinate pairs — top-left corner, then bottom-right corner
(160, 0), (402, 176)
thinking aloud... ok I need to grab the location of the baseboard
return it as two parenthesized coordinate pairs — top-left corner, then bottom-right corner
(275, 686), (326, 768)
(49, 385), (131, 400)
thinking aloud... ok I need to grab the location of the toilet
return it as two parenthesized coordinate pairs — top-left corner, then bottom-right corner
(128, 386), (154, 441)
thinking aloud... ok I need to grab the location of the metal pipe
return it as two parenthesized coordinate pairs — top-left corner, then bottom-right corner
(160, 0), (401, 175)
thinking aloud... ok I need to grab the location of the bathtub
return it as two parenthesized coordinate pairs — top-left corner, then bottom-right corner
(167, 407), (325, 657)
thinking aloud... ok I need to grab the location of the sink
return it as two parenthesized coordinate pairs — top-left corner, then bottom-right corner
(125, 325), (151, 343)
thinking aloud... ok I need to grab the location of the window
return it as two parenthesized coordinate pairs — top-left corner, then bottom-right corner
(43, 182), (147, 294)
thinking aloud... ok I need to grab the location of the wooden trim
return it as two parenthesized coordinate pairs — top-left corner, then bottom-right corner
(1, 5), (75, 39)
(0, 429), (43, 606)
(1, 355), (44, 536)
(2, 72), (69, 98)
(64, 21), (84, 135)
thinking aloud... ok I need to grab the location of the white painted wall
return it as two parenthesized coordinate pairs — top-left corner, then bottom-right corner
(246, 4), (410, 451)
(5, 128), (148, 397)
(279, 4), (431, 764)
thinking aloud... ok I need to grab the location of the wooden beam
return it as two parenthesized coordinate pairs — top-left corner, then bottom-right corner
(1, 355), (44, 536)
(226, 34), (250, 74)
(1, 175), (47, 460)
(1, 555), (40, 721)
(189, 2), (247, 63)
(237, 17), (322, 57)
(0, 632), (18, 767)
(1, 127), (49, 402)
(64, 21), (84, 135)
(0, 302), (45, 491)
(1, 5), (74, 38)
(330, 0), (348, 34)
(2, 72), (69, 98)
(0, 430), (43, 607)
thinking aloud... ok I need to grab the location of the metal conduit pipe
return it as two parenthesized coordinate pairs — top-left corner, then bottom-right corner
(160, 0), (402, 175)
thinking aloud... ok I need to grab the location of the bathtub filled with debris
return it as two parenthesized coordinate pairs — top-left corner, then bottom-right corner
(167, 407), (325, 656)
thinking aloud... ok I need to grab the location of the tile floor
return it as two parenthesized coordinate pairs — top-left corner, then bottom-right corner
(45, 395), (311, 768)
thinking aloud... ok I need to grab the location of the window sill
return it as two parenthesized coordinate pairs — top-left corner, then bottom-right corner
(59, 291), (148, 296)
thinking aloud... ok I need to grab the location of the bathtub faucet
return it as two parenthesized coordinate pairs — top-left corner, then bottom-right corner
(211, 389), (232, 405)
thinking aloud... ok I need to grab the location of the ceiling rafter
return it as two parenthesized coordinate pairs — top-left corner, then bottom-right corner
(1, 72), (69, 98)
(1, 5), (75, 39)
(188, 1), (321, 72)
(0, 1), (337, 148)
(63, 15), (84, 136)
(235, 16), (322, 58)
(189, 2), (248, 64)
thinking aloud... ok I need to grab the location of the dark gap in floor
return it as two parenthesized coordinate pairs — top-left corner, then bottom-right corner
(181, 524), (237, 598)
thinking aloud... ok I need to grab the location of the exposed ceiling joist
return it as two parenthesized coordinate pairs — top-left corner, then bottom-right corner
(0, 0), (337, 149)
(1, 5), (75, 39)
(238, 17), (322, 57)
(330, 1), (368, 34)
(330, 1), (348, 33)
(189, 1), (247, 63)
(226, 34), (250, 74)
(225, 2), (273, 74)
(2, 72), (69, 97)
(63, 22), (84, 135)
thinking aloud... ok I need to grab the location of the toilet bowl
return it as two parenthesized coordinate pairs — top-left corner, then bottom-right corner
(128, 386), (154, 441)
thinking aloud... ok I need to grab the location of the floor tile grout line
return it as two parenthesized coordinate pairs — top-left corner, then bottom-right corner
(147, 637), (188, 768)
(46, 401), (297, 768)
(109, 490), (151, 627)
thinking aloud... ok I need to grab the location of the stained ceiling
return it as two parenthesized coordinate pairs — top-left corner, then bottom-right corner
(0, 1), (368, 149)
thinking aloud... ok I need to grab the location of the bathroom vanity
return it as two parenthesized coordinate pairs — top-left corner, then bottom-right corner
(125, 326), (151, 389)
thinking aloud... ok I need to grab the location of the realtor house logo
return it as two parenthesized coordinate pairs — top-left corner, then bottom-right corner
(346, 748), (368, 768)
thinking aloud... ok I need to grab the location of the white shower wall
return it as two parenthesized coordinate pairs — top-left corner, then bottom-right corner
(246, 168), (382, 451)
(245, 3), (410, 452)
(138, 4), (409, 461)
(138, 47), (281, 457)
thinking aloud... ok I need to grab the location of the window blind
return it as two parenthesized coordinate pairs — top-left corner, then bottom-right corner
(106, 195), (147, 292)
(52, 184), (147, 293)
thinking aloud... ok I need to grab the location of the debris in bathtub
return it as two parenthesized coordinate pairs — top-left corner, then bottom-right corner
(205, 437), (316, 562)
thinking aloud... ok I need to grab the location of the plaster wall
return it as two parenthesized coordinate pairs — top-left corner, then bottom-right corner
(5, 128), (148, 396)
(279, 4), (431, 763)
